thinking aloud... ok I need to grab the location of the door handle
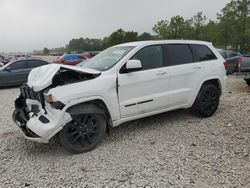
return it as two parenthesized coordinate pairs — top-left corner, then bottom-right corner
(156, 71), (167, 76)
(193, 65), (202, 70)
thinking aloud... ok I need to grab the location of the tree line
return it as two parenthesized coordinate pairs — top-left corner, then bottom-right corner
(45, 0), (250, 55)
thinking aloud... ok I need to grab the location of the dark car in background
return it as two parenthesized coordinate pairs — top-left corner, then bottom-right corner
(218, 49), (242, 74)
(53, 54), (88, 66)
(0, 54), (10, 66)
(0, 59), (49, 87)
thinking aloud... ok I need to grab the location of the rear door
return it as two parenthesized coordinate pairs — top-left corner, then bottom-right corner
(118, 45), (170, 118)
(163, 44), (205, 107)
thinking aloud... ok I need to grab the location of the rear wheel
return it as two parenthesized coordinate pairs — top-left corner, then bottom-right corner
(59, 114), (106, 154)
(191, 84), (220, 117)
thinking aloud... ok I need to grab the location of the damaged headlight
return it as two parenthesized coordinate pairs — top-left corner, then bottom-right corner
(45, 94), (54, 103)
(44, 94), (65, 110)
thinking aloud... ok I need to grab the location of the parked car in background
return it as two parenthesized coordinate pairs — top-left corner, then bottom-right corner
(79, 52), (93, 59)
(13, 40), (226, 153)
(0, 54), (10, 65)
(53, 54), (88, 66)
(236, 55), (250, 86)
(0, 59), (49, 87)
(218, 49), (242, 74)
(0, 55), (5, 61)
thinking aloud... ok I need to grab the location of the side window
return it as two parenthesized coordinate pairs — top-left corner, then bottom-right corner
(131, 45), (163, 70)
(27, 60), (48, 68)
(164, 44), (193, 66)
(190, 44), (217, 62)
(9, 61), (27, 70)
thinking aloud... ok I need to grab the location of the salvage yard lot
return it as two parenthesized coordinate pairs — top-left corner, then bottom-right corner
(0, 75), (249, 187)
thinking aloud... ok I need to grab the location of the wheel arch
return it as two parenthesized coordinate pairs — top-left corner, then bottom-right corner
(201, 78), (222, 96)
(189, 77), (222, 108)
(65, 99), (113, 133)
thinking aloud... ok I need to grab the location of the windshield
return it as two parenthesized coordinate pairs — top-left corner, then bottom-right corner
(81, 46), (134, 71)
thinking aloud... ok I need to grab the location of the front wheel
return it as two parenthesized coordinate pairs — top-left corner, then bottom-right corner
(58, 114), (106, 154)
(191, 84), (220, 117)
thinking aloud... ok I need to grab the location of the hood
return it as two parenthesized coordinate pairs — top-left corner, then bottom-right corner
(27, 64), (101, 92)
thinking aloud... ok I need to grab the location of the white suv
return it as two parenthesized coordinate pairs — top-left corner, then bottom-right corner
(13, 40), (227, 153)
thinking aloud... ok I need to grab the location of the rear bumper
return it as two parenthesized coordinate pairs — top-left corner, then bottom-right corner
(13, 96), (71, 143)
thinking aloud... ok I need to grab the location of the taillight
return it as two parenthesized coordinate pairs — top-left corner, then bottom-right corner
(223, 61), (228, 70)
(238, 56), (243, 69)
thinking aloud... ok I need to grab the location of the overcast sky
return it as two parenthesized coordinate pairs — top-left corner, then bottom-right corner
(0, 0), (229, 52)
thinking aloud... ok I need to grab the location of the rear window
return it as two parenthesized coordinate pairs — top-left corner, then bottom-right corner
(164, 44), (193, 66)
(190, 44), (217, 62)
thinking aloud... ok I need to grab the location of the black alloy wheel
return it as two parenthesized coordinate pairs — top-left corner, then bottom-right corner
(59, 114), (106, 154)
(191, 84), (220, 117)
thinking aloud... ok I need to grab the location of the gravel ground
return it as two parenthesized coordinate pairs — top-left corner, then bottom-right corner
(0, 75), (249, 188)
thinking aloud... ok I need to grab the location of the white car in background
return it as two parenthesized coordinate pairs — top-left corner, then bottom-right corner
(13, 40), (227, 153)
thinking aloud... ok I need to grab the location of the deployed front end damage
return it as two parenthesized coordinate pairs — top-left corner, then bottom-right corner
(13, 64), (101, 143)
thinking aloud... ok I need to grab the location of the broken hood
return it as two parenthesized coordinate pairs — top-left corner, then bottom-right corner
(27, 64), (101, 92)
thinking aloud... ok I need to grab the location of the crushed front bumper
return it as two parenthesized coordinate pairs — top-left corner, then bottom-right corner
(13, 95), (71, 143)
(13, 96), (49, 143)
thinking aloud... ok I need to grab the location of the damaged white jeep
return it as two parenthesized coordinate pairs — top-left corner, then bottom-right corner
(13, 40), (226, 153)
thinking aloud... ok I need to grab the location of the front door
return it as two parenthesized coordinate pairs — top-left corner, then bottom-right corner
(118, 45), (170, 118)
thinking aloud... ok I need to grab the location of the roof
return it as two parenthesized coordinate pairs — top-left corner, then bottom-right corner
(116, 40), (212, 47)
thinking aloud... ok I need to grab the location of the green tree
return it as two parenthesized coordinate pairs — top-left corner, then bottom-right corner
(107, 29), (126, 46)
(137, 32), (153, 41)
(67, 38), (103, 52)
(43, 47), (50, 55)
(203, 20), (220, 45)
(106, 29), (138, 47)
(152, 16), (192, 39)
(190, 12), (207, 40)
(124, 31), (138, 42)
(168, 15), (190, 39)
(217, 0), (250, 52)
(152, 20), (169, 39)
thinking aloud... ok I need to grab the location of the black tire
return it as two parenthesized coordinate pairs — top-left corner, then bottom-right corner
(191, 84), (220, 117)
(58, 114), (106, 154)
(245, 79), (250, 86)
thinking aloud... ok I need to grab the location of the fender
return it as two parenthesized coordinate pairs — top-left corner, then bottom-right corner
(66, 103), (106, 116)
(61, 95), (120, 121)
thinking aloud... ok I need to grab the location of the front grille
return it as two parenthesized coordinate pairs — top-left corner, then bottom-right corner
(20, 84), (45, 108)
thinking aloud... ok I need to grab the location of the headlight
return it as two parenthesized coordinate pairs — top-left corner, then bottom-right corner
(45, 94), (53, 103)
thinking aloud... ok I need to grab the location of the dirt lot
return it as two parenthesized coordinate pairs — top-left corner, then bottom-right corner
(0, 75), (249, 187)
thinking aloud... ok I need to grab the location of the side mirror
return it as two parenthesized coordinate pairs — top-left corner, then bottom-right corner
(125, 60), (142, 72)
(5, 67), (11, 72)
